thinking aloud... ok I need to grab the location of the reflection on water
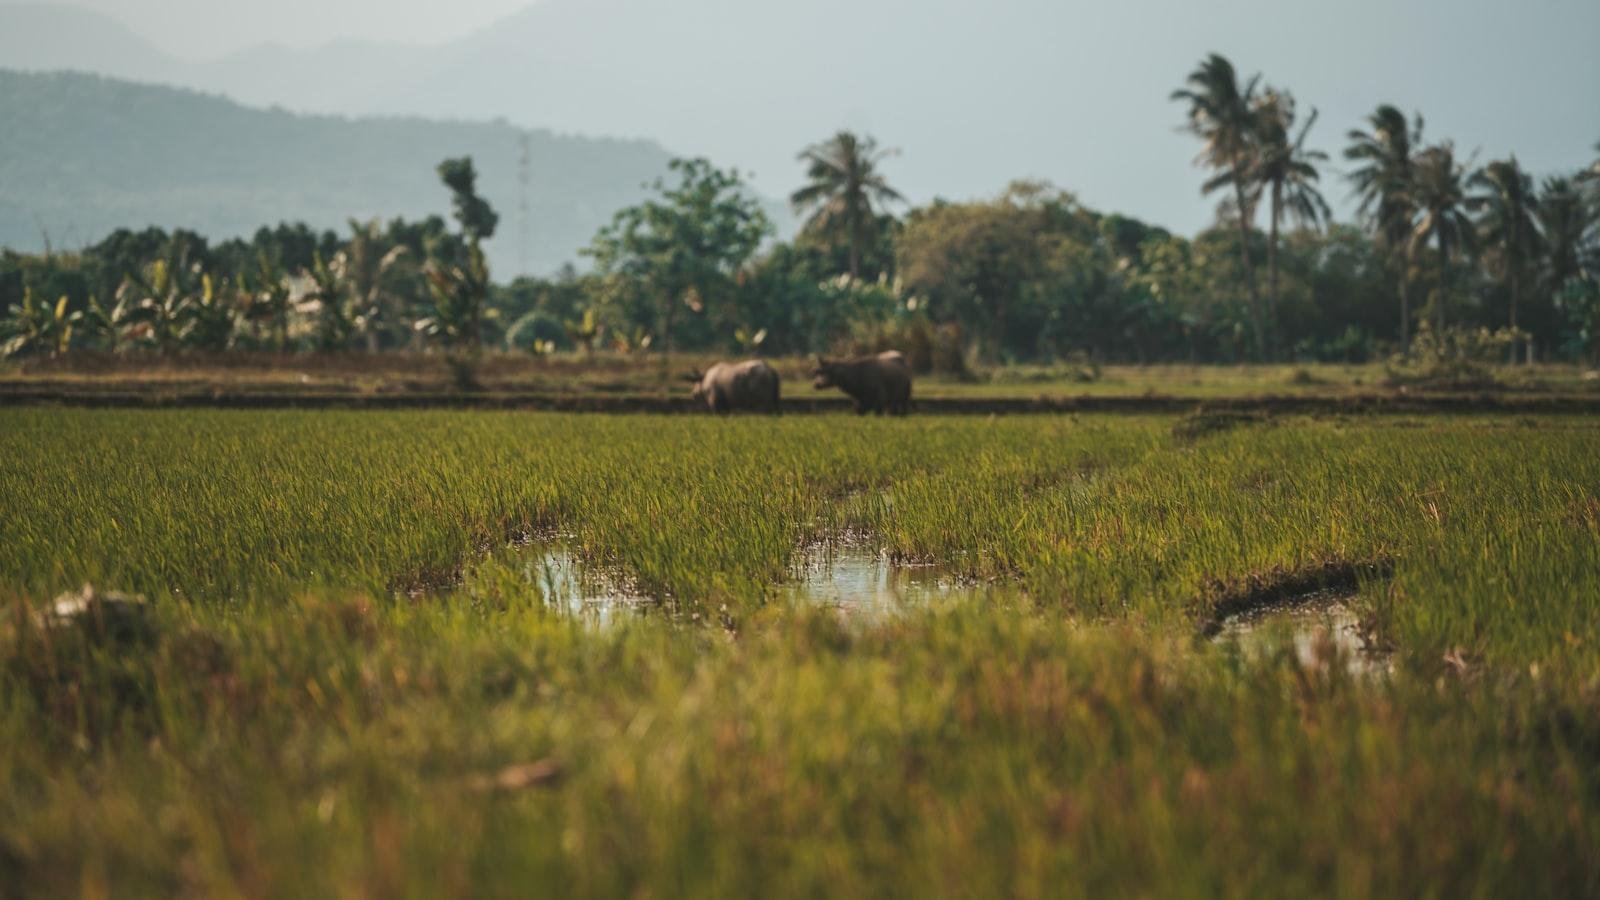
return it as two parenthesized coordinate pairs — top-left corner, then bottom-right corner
(788, 543), (964, 615)
(514, 547), (654, 625)
(507, 541), (967, 622)
(1213, 591), (1391, 677)
(508, 543), (1391, 677)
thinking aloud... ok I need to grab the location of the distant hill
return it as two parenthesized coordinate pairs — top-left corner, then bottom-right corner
(0, 69), (686, 274)
(0, 4), (184, 85)
(0, 3), (423, 117)
(4, 1), (1597, 238)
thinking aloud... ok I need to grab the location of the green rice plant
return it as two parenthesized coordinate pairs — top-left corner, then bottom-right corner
(3, 409), (1599, 896)
(2, 410), (1597, 664)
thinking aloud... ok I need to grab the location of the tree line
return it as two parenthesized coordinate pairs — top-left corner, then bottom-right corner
(1173, 53), (1598, 363)
(4, 52), (1598, 368)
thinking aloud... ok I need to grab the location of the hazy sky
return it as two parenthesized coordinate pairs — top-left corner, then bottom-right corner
(11, 0), (1600, 239)
(32, 0), (532, 54)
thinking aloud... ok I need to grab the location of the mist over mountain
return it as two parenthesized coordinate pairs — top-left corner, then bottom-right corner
(3, 0), (1598, 244)
(0, 3), (183, 83)
(0, 69), (688, 274)
(0, 4), (439, 122)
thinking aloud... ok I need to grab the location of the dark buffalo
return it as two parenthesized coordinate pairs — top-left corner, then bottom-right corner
(687, 359), (781, 414)
(811, 351), (912, 415)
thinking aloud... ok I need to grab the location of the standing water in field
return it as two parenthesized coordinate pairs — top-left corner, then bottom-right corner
(503, 538), (967, 621)
(1212, 590), (1392, 678)
(513, 546), (655, 624)
(788, 541), (965, 615)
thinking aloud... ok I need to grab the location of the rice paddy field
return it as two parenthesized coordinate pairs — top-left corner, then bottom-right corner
(8, 353), (1598, 402)
(2, 406), (1599, 896)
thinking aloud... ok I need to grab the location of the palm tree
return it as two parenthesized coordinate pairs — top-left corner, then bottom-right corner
(1345, 105), (1424, 349)
(1579, 142), (1600, 249)
(790, 131), (904, 280)
(1580, 141), (1600, 196)
(1538, 176), (1591, 294)
(1409, 143), (1476, 335)
(1173, 53), (1266, 358)
(1468, 158), (1542, 358)
(1252, 89), (1331, 356)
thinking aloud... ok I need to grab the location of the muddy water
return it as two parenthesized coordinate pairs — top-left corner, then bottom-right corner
(786, 543), (966, 615)
(510, 544), (1393, 679)
(513, 547), (654, 624)
(507, 541), (967, 622)
(1212, 590), (1392, 677)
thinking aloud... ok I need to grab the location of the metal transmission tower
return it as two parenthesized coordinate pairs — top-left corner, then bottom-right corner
(517, 131), (531, 277)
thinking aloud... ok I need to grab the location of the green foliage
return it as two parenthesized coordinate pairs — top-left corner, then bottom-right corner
(1389, 321), (1528, 385)
(1409, 143), (1477, 333)
(1470, 158), (1544, 337)
(113, 258), (190, 352)
(179, 274), (236, 352)
(234, 251), (294, 351)
(1253, 89), (1331, 358)
(732, 242), (860, 356)
(896, 183), (1185, 363)
(1556, 277), (1600, 362)
(565, 308), (604, 355)
(2, 411), (1600, 894)
(732, 325), (767, 353)
(1173, 52), (1267, 358)
(302, 253), (354, 351)
(0, 289), (79, 359)
(586, 158), (771, 360)
(337, 220), (416, 352)
(1345, 105), (1425, 253)
(3, 69), (1598, 367)
(436, 157), (500, 243)
(416, 158), (499, 353)
(419, 243), (491, 350)
(790, 131), (904, 279)
(503, 309), (564, 354)
(1539, 177), (1594, 294)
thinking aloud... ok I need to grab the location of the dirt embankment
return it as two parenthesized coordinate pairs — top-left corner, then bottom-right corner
(1195, 557), (1397, 637)
(4, 381), (1600, 416)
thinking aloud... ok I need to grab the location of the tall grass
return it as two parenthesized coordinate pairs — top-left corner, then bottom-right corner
(2, 409), (1598, 895)
(3, 410), (1595, 663)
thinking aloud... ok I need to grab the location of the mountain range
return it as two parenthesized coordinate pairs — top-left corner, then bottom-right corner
(0, 69), (685, 274)
(3, 0), (1598, 264)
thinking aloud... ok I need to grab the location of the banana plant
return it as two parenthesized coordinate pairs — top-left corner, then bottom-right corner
(612, 326), (653, 355)
(504, 310), (557, 356)
(417, 242), (490, 349)
(340, 220), (411, 352)
(238, 252), (294, 352)
(116, 259), (192, 353)
(81, 292), (149, 352)
(178, 273), (237, 351)
(565, 308), (604, 356)
(2, 288), (82, 359)
(299, 252), (354, 351)
(733, 326), (768, 353)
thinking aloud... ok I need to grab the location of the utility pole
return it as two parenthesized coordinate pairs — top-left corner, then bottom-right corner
(517, 131), (531, 278)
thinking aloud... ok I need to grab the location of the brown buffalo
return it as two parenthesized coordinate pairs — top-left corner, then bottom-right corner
(811, 351), (912, 415)
(687, 359), (781, 414)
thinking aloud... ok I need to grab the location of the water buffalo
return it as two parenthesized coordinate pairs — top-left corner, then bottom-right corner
(811, 351), (912, 415)
(687, 359), (781, 414)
